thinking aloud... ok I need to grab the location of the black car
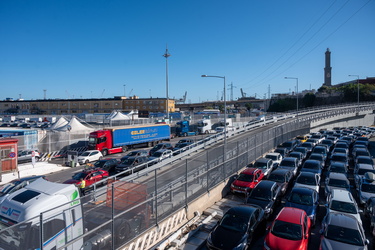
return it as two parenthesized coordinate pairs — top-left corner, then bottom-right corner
(246, 180), (282, 219)
(266, 169), (294, 195)
(115, 156), (149, 175)
(93, 158), (120, 175)
(364, 197), (375, 237)
(172, 142), (193, 155)
(149, 143), (173, 156)
(206, 205), (266, 250)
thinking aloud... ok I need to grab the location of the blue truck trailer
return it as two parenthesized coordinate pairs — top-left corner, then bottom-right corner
(88, 124), (171, 155)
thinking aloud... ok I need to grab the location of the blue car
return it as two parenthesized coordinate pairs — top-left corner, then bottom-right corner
(285, 187), (319, 226)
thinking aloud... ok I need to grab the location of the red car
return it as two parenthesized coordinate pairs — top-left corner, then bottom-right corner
(264, 207), (311, 250)
(63, 169), (109, 188)
(230, 168), (264, 194)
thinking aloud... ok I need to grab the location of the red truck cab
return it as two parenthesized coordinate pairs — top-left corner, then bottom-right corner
(88, 130), (123, 156)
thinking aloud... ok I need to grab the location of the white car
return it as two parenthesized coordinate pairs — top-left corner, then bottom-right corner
(264, 152), (283, 167)
(77, 150), (103, 164)
(325, 189), (362, 225)
(149, 149), (173, 164)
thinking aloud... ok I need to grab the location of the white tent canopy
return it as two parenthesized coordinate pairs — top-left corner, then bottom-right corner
(54, 116), (94, 133)
(48, 116), (68, 130)
(106, 110), (138, 121)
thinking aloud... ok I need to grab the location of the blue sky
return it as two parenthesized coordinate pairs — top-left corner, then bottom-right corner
(1, 0), (374, 103)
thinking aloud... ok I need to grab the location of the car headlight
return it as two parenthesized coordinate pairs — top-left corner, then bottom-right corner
(265, 206), (271, 213)
(231, 183), (235, 188)
(233, 242), (247, 250)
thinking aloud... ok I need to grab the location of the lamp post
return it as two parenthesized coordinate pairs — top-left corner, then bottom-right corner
(201, 75), (227, 146)
(348, 75), (360, 108)
(284, 77), (299, 119)
(163, 46), (171, 123)
(123, 84), (126, 97)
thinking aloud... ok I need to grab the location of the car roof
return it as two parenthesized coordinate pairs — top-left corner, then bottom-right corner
(254, 180), (276, 189)
(290, 187), (316, 195)
(326, 213), (360, 229)
(297, 171), (317, 178)
(241, 168), (259, 175)
(276, 207), (305, 225)
(269, 169), (291, 175)
(256, 158), (271, 163)
(266, 152), (281, 157)
(282, 157), (297, 162)
(358, 164), (374, 170)
(331, 189), (354, 202)
(226, 205), (258, 217)
(327, 172), (348, 180)
(329, 162), (346, 167)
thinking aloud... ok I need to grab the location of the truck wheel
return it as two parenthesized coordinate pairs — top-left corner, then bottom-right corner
(122, 146), (128, 152)
(115, 220), (131, 243)
(102, 150), (108, 156)
(183, 132), (187, 137)
(205, 130), (209, 134)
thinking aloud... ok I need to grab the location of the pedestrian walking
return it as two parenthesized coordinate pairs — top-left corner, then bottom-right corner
(79, 178), (86, 196)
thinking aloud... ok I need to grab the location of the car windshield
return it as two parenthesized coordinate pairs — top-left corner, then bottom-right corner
(330, 200), (357, 214)
(72, 172), (88, 180)
(289, 192), (313, 205)
(127, 151), (139, 156)
(330, 166), (345, 173)
(325, 224), (364, 246)
(237, 173), (254, 182)
(266, 155), (278, 161)
(271, 220), (302, 241)
(121, 158), (136, 165)
(294, 148), (306, 154)
(303, 162), (319, 170)
(94, 161), (105, 168)
(358, 169), (375, 176)
(313, 148), (326, 154)
(219, 213), (249, 233)
(328, 179), (349, 188)
(268, 174), (285, 183)
(331, 155), (347, 162)
(152, 152), (163, 157)
(296, 175), (316, 185)
(301, 143), (312, 149)
(361, 183), (375, 193)
(357, 158), (373, 165)
(280, 160), (295, 167)
(250, 187), (271, 201)
(310, 155), (323, 162)
(254, 161), (268, 169)
(289, 153), (301, 159)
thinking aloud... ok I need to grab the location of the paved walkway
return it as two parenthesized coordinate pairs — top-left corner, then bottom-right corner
(0, 162), (69, 185)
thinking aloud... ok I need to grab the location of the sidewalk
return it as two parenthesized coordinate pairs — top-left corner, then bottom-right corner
(0, 162), (70, 185)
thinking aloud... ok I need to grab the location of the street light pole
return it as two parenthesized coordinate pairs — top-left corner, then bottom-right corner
(348, 75), (360, 108)
(123, 84), (126, 97)
(163, 46), (171, 123)
(201, 75), (227, 146)
(284, 77), (299, 119)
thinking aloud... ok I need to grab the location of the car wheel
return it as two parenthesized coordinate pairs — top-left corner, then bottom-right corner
(102, 150), (108, 156)
(35, 156), (40, 161)
(99, 156), (103, 160)
(85, 159), (89, 164)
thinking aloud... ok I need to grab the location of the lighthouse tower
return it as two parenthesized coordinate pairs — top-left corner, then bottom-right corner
(324, 48), (332, 86)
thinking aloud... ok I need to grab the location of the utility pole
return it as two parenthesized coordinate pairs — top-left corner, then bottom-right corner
(163, 45), (171, 123)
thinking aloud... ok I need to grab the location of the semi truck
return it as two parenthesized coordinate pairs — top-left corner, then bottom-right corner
(0, 178), (149, 250)
(175, 120), (198, 137)
(197, 119), (216, 134)
(88, 124), (171, 156)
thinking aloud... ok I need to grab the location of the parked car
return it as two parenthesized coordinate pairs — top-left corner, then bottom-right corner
(206, 205), (266, 250)
(63, 168), (109, 189)
(266, 169), (294, 195)
(356, 156), (374, 168)
(354, 164), (375, 189)
(324, 172), (351, 197)
(264, 152), (283, 167)
(293, 147), (308, 159)
(325, 189), (362, 224)
(294, 172), (320, 194)
(357, 172), (375, 205)
(264, 207), (311, 250)
(273, 147), (288, 158)
(123, 150), (149, 158)
(177, 138), (195, 144)
(231, 168), (264, 194)
(115, 156), (149, 174)
(331, 147), (348, 155)
(329, 153), (349, 169)
(308, 153), (325, 169)
(77, 150), (103, 165)
(0, 176), (45, 204)
(320, 213), (369, 249)
(300, 159), (322, 175)
(250, 158), (274, 177)
(364, 197), (375, 237)
(299, 142), (314, 155)
(17, 150), (41, 163)
(278, 140), (299, 154)
(285, 187), (319, 226)
(326, 162), (348, 177)
(311, 146), (328, 162)
(246, 180), (282, 219)
(149, 149), (173, 164)
(172, 142), (193, 155)
(149, 142), (173, 156)
(277, 157), (299, 176)
(93, 158), (120, 175)
(288, 151), (304, 167)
